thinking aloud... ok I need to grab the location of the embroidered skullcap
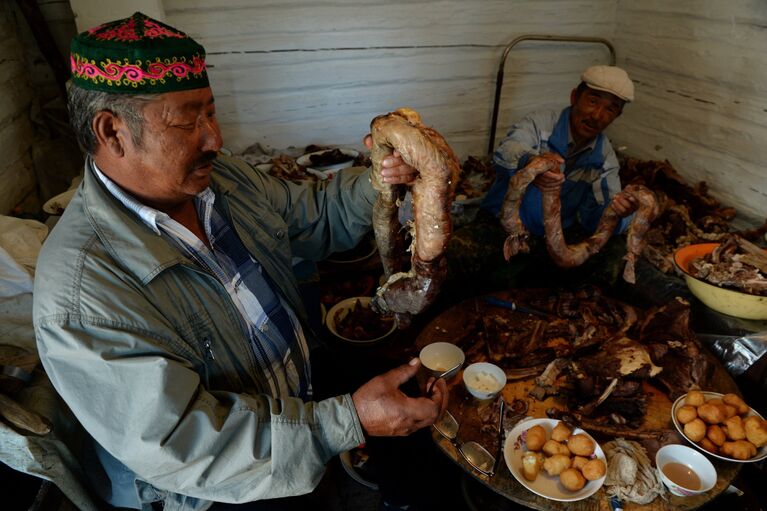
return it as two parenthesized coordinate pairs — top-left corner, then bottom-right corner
(581, 65), (634, 102)
(70, 12), (208, 94)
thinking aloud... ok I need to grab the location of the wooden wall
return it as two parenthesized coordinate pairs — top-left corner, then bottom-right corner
(59, 1), (767, 223)
(611, 0), (767, 221)
(0, 2), (36, 215)
(164, 0), (617, 158)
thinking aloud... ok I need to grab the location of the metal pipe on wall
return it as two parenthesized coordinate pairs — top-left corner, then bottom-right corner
(488, 35), (616, 155)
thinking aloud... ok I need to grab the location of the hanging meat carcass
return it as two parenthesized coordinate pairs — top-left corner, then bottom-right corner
(368, 108), (461, 326)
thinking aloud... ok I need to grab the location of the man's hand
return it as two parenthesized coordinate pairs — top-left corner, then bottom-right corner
(529, 153), (565, 193)
(363, 134), (419, 185)
(611, 191), (639, 217)
(352, 358), (448, 437)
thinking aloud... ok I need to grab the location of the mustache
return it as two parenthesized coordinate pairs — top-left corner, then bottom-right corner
(193, 152), (218, 168)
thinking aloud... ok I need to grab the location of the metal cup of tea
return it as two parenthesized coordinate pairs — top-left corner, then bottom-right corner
(419, 342), (465, 382)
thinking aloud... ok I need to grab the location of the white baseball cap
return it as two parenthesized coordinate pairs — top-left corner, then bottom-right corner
(581, 65), (634, 102)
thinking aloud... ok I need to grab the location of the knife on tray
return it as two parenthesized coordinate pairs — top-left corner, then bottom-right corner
(492, 397), (505, 477)
(482, 296), (551, 318)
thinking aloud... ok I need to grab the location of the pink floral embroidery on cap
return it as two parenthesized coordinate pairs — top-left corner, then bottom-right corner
(92, 17), (140, 42)
(143, 20), (185, 39)
(71, 54), (206, 84)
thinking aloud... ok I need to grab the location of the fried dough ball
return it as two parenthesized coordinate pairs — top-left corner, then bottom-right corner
(543, 439), (570, 457)
(552, 422), (573, 442)
(571, 456), (589, 471)
(568, 434), (596, 457)
(582, 458), (606, 481)
(698, 437), (719, 454)
(543, 454), (572, 476)
(707, 424), (726, 446)
(685, 390), (705, 407)
(721, 440), (757, 460)
(560, 468), (586, 491)
(697, 403), (725, 425)
(683, 418), (707, 442)
(707, 398), (724, 406)
(521, 451), (544, 481)
(723, 393), (750, 415)
(744, 416), (767, 448)
(526, 425), (547, 451)
(723, 415), (746, 441)
(676, 405), (698, 424)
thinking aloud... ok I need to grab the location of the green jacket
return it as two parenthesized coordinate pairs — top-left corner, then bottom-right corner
(33, 154), (376, 510)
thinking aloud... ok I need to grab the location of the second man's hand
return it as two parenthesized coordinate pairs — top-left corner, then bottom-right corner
(529, 152), (565, 192)
(611, 191), (639, 217)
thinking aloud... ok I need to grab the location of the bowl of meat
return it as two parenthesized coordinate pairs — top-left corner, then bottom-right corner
(673, 238), (767, 320)
(297, 148), (359, 179)
(326, 297), (396, 344)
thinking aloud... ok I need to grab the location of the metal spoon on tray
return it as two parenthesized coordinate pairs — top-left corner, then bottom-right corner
(425, 360), (462, 396)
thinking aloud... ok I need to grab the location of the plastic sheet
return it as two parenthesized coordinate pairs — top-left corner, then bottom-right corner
(697, 333), (767, 377)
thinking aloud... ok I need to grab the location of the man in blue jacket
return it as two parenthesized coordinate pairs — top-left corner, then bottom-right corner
(448, 65), (639, 291)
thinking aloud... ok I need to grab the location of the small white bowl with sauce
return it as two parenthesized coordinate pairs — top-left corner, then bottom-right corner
(462, 362), (507, 400)
(656, 444), (717, 497)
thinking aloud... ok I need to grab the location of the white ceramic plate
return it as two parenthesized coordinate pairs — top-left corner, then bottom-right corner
(504, 418), (606, 502)
(297, 148), (358, 179)
(43, 189), (77, 215)
(340, 449), (379, 490)
(671, 391), (767, 463)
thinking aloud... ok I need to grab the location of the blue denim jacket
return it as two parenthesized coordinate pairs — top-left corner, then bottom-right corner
(33, 154), (374, 510)
(481, 107), (630, 235)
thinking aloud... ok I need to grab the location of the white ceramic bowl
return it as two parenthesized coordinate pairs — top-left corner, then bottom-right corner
(655, 444), (717, 497)
(326, 297), (396, 344)
(462, 362), (506, 400)
(419, 342), (465, 381)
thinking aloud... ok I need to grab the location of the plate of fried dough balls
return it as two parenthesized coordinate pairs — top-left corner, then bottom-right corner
(672, 390), (767, 462)
(503, 418), (606, 502)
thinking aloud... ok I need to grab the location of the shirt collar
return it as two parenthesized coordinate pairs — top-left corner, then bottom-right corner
(566, 124), (598, 157)
(91, 158), (215, 235)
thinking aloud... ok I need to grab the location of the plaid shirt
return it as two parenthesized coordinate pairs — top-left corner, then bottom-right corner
(93, 162), (311, 400)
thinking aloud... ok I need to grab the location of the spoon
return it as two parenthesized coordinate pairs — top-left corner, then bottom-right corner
(425, 360), (462, 395)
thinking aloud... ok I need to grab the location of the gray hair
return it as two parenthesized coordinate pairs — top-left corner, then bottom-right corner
(66, 82), (159, 155)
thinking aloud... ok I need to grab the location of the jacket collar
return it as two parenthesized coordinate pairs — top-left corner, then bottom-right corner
(81, 156), (237, 285)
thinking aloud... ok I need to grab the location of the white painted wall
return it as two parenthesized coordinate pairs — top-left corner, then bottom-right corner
(69, 0), (163, 32)
(13, 0), (766, 222)
(609, 0), (767, 221)
(163, 0), (617, 158)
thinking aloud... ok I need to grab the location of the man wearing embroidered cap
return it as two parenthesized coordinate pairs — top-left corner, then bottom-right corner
(446, 65), (638, 292)
(34, 12), (446, 511)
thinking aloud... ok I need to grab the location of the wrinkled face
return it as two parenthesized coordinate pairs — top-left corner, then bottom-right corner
(122, 87), (223, 208)
(569, 87), (624, 145)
